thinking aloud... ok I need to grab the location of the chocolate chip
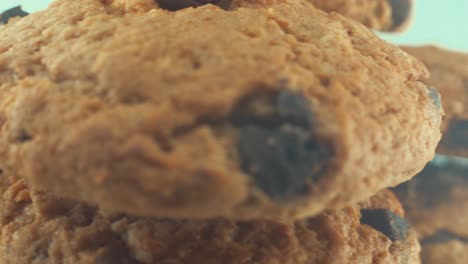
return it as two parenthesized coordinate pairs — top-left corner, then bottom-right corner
(441, 119), (468, 148)
(16, 129), (33, 143)
(156, 0), (232, 11)
(0, 6), (29, 24)
(192, 0), (227, 3)
(277, 90), (314, 128)
(360, 209), (410, 241)
(95, 241), (139, 264)
(236, 91), (331, 199)
(389, 0), (412, 29)
(427, 86), (443, 112)
(421, 231), (468, 245)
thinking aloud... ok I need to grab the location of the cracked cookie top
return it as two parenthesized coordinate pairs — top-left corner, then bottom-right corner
(0, 0), (441, 219)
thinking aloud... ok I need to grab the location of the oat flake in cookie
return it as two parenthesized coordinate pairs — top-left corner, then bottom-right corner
(0, 175), (421, 264)
(0, 0), (441, 219)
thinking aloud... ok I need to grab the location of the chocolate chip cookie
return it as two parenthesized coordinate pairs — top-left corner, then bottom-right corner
(394, 155), (468, 264)
(402, 46), (468, 157)
(307, 0), (413, 32)
(0, 0), (442, 219)
(0, 174), (420, 264)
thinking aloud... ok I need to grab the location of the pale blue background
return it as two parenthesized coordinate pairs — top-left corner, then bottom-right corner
(1, 0), (468, 52)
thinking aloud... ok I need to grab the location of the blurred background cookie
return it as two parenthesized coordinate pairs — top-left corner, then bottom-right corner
(308, 0), (413, 32)
(402, 46), (467, 157)
(394, 155), (468, 264)
(420, 238), (468, 264)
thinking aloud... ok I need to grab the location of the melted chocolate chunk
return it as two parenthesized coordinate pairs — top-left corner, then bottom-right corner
(421, 230), (468, 245)
(360, 209), (410, 241)
(0, 6), (29, 24)
(157, 0), (232, 11)
(389, 0), (412, 29)
(277, 90), (313, 128)
(441, 119), (468, 148)
(427, 86), (443, 112)
(96, 247), (139, 264)
(93, 236), (138, 264)
(236, 91), (331, 199)
(16, 129), (33, 143)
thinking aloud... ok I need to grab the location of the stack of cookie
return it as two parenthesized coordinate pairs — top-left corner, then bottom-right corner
(394, 46), (468, 264)
(0, 0), (443, 263)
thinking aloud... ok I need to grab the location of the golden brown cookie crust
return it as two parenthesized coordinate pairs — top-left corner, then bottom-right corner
(402, 46), (468, 157)
(0, 0), (441, 219)
(0, 175), (420, 264)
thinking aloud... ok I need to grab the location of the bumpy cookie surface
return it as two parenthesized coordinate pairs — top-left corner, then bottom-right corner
(402, 46), (468, 157)
(394, 156), (468, 264)
(308, 0), (413, 32)
(0, 0), (441, 219)
(0, 175), (420, 264)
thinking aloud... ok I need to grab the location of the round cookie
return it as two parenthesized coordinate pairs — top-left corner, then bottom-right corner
(401, 46), (468, 157)
(394, 155), (468, 264)
(0, 175), (420, 264)
(0, 0), (442, 219)
(307, 0), (413, 32)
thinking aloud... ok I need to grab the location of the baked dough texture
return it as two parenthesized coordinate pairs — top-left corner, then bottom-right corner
(0, 175), (420, 264)
(0, 0), (441, 219)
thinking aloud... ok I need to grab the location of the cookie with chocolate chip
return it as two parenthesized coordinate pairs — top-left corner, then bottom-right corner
(394, 155), (468, 264)
(0, 6), (29, 24)
(306, 0), (413, 32)
(0, 0), (441, 219)
(0, 174), (420, 264)
(402, 46), (468, 157)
